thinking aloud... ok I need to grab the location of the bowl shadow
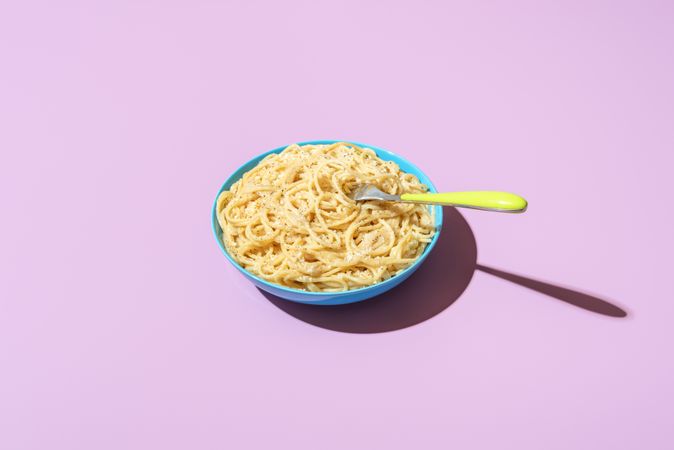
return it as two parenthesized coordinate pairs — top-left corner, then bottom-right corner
(259, 207), (478, 333)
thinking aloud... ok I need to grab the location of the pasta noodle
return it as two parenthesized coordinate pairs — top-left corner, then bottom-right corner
(216, 142), (435, 292)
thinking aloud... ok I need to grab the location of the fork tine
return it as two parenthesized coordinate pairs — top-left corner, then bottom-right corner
(350, 184), (400, 202)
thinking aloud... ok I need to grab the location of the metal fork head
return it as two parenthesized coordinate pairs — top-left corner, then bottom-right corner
(349, 184), (400, 202)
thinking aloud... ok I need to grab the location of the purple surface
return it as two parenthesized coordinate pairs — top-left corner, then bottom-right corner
(1, 1), (673, 449)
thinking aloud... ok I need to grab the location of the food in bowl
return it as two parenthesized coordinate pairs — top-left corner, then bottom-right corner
(215, 142), (435, 292)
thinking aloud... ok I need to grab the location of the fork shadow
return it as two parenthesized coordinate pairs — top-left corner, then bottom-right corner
(261, 208), (627, 333)
(475, 264), (627, 317)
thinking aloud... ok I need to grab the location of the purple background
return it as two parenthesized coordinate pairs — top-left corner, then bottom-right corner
(2, 1), (673, 449)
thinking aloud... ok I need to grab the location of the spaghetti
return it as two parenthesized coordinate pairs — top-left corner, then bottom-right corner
(216, 142), (435, 291)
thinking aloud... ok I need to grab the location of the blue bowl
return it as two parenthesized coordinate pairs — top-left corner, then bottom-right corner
(211, 140), (443, 305)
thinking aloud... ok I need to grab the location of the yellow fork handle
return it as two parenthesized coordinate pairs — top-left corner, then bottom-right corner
(400, 191), (528, 213)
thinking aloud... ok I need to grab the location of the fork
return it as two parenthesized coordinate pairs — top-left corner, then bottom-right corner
(350, 184), (528, 213)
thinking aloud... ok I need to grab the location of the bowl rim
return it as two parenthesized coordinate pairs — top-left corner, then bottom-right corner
(211, 139), (443, 298)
